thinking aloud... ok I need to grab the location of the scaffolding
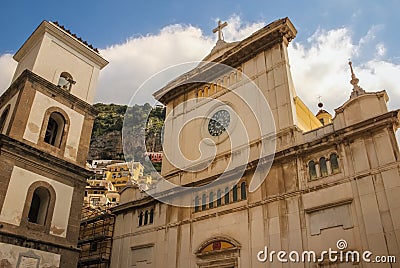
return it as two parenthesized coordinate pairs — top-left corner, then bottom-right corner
(78, 204), (115, 268)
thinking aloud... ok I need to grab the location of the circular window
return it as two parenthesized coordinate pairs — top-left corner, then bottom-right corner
(208, 109), (230, 136)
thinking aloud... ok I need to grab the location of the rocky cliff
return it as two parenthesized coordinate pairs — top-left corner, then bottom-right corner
(88, 103), (164, 172)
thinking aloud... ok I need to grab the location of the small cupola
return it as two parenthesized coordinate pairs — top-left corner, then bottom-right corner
(315, 100), (332, 125)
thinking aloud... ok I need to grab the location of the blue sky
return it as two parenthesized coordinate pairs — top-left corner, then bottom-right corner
(0, 0), (399, 113)
(0, 0), (398, 60)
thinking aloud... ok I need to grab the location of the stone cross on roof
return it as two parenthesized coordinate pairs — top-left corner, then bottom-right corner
(213, 20), (228, 41)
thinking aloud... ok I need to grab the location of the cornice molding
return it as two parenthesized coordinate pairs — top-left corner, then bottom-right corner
(0, 134), (92, 184)
(0, 69), (97, 116)
(13, 21), (108, 69)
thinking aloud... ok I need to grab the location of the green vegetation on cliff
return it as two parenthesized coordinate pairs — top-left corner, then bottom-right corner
(91, 103), (127, 137)
(90, 103), (165, 173)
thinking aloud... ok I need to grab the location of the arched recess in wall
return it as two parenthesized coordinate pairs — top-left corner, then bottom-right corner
(240, 181), (247, 200)
(57, 72), (75, 91)
(308, 160), (317, 180)
(44, 112), (65, 147)
(39, 107), (70, 153)
(21, 181), (56, 233)
(319, 157), (328, 177)
(330, 153), (340, 174)
(0, 104), (11, 133)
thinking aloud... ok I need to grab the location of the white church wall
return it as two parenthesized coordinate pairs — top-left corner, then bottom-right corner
(373, 129), (397, 166)
(241, 44), (296, 131)
(34, 32), (100, 104)
(12, 39), (42, 82)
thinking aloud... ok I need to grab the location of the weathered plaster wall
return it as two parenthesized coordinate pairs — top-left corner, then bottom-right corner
(0, 166), (73, 237)
(0, 242), (60, 268)
(23, 91), (84, 161)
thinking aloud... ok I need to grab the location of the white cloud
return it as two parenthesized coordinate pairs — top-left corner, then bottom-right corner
(288, 26), (400, 113)
(358, 25), (382, 46)
(0, 54), (17, 93)
(216, 15), (265, 42)
(97, 24), (213, 105)
(375, 42), (386, 57)
(288, 28), (355, 112)
(97, 15), (265, 104)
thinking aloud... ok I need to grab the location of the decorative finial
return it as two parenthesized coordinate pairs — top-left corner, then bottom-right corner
(318, 96), (323, 109)
(213, 20), (228, 41)
(348, 60), (365, 98)
(348, 60), (359, 86)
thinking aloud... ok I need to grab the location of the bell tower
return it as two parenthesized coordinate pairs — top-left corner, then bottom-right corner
(4, 21), (108, 165)
(12, 21), (107, 104)
(0, 21), (108, 267)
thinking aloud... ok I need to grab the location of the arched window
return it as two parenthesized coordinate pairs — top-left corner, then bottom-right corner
(44, 112), (65, 147)
(308, 160), (317, 180)
(204, 86), (209, 97)
(223, 76), (229, 87)
(229, 72), (236, 85)
(138, 211), (143, 226)
(144, 210), (149, 225)
(330, 153), (340, 174)
(216, 190), (222, 206)
(240, 182), (247, 200)
(57, 72), (75, 91)
(237, 68), (243, 81)
(232, 185), (238, 202)
(216, 80), (222, 91)
(149, 209), (154, 224)
(0, 106), (10, 133)
(90, 242), (98, 252)
(28, 187), (50, 225)
(319, 157), (328, 177)
(194, 196), (200, 212)
(202, 194), (207, 211)
(209, 192), (214, 208)
(210, 84), (215, 95)
(224, 187), (230, 204)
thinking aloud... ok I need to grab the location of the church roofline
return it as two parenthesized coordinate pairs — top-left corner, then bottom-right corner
(316, 109), (331, 117)
(13, 20), (108, 69)
(202, 39), (240, 62)
(153, 17), (297, 104)
(334, 90), (389, 114)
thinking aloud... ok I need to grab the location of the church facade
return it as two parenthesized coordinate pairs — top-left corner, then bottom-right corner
(111, 18), (400, 267)
(0, 21), (107, 267)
